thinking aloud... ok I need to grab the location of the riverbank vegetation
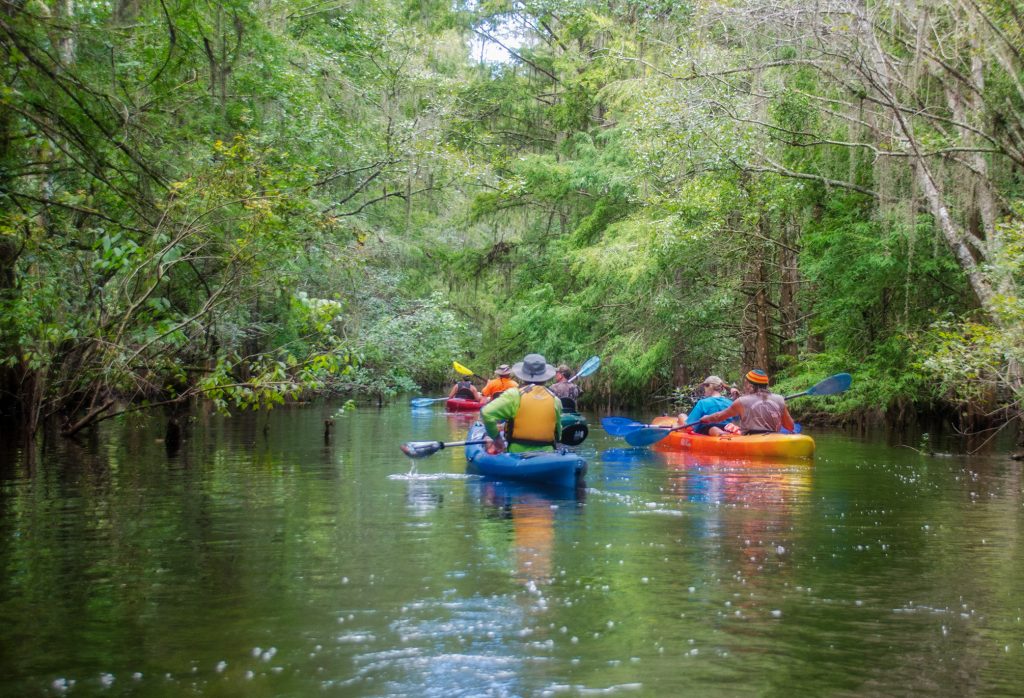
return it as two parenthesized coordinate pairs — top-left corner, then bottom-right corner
(2, 0), (1021, 439)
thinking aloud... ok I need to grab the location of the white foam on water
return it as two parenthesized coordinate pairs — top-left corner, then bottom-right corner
(388, 472), (474, 481)
(545, 682), (644, 695)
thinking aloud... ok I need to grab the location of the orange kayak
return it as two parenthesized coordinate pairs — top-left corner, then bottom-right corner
(648, 416), (815, 459)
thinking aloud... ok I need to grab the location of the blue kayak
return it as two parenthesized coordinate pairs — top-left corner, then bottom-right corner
(464, 422), (587, 489)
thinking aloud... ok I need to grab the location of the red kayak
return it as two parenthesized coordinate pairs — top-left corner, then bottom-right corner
(446, 397), (485, 412)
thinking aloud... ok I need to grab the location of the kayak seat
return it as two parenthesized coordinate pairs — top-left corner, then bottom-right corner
(560, 422), (589, 446)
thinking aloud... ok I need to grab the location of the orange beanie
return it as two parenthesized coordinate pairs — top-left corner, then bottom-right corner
(746, 369), (769, 385)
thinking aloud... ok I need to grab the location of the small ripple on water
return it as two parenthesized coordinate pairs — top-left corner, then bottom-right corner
(544, 682), (645, 695)
(388, 472), (475, 481)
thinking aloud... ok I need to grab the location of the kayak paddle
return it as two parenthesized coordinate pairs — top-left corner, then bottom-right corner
(453, 361), (489, 382)
(622, 372), (852, 447)
(601, 416), (650, 436)
(456, 356), (600, 383)
(410, 396), (449, 408)
(784, 372), (851, 399)
(400, 439), (488, 458)
(568, 355), (600, 383)
(624, 419), (702, 447)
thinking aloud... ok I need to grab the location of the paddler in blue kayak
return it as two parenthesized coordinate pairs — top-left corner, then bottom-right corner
(481, 353), (563, 453)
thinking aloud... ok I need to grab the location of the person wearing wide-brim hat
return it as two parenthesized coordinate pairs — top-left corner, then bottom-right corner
(678, 375), (737, 436)
(699, 369), (795, 434)
(481, 363), (518, 401)
(481, 353), (563, 453)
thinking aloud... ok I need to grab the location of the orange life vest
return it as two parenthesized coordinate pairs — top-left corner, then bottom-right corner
(483, 377), (518, 397)
(508, 385), (558, 446)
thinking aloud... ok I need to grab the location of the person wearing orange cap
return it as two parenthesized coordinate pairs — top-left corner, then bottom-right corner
(698, 369), (795, 435)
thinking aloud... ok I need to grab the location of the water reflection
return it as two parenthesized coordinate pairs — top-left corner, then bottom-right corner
(445, 412), (479, 426)
(404, 478), (444, 516)
(659, 450), (813, 602)
(598, 448), (659, 491)
(469, 480), (584, 586)
(660, 451), (812, 503)
(4, 404), (1024, 696)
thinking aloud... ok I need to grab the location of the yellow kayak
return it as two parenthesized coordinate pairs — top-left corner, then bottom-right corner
(648, 417), (815, 459)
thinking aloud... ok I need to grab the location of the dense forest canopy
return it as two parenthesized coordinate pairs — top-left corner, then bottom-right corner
(1, 0), (1021, 437)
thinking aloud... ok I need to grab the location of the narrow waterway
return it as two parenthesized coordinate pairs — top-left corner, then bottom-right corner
(1, 402), (1022, 696)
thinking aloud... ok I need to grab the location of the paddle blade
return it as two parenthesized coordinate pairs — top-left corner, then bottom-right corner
(624, 426), (673, 447)
(572, 355), (600, 380)
(410, 397), (444, 408)
(453, 361), (474, 377)
(805, 373), (852, 397)
(400, 440), (445, 458)
(601, 416), (648, 436)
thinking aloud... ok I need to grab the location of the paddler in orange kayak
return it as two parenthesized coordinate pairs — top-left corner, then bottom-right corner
(699, 369), (795, 435)
(679, 375), (738, 436)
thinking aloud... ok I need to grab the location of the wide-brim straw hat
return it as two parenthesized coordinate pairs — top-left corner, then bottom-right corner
(511, 353), (557, 383)
(495, 364), (512, 376)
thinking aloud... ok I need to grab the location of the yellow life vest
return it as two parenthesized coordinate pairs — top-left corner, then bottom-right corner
(508, 385), (557, 446)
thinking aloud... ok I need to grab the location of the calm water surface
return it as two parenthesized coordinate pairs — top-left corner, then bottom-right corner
(1, 403), (1022, 696)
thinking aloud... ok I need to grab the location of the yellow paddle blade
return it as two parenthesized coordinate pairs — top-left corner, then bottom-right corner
(453, 361), (475, 376)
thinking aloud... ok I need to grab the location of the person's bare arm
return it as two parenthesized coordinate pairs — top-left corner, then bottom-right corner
(700, 402), (742, 423)
(781, 405), (795, 432)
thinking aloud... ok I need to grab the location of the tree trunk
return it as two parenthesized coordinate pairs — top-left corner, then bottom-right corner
(55, 0), (76, 65)
(779, 216), (800, 358)
(114, 0), (140, 23)
(741, 225), (771, 371)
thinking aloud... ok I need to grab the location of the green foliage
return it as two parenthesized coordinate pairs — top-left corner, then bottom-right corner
(0, 0), (475, 430)
(3, 0), (1022, 434)
(918, 211), (1024, 418)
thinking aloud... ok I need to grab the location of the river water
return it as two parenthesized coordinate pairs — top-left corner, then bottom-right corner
(0, 402), (1022, 696)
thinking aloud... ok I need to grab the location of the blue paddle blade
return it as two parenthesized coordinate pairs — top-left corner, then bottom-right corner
(805, 373), (851, 396)
(410, 397), (445, 408)
(624, 426), (673, 447)
(577, 356), (600, 377)
(600, 416), (648, 436)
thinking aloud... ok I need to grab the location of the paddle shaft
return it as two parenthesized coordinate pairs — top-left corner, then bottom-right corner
(663, 419), (702, 435)
(400, 438), (489, 458)
(437, 439), (487, 449)
(411, 396), (448, 406)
